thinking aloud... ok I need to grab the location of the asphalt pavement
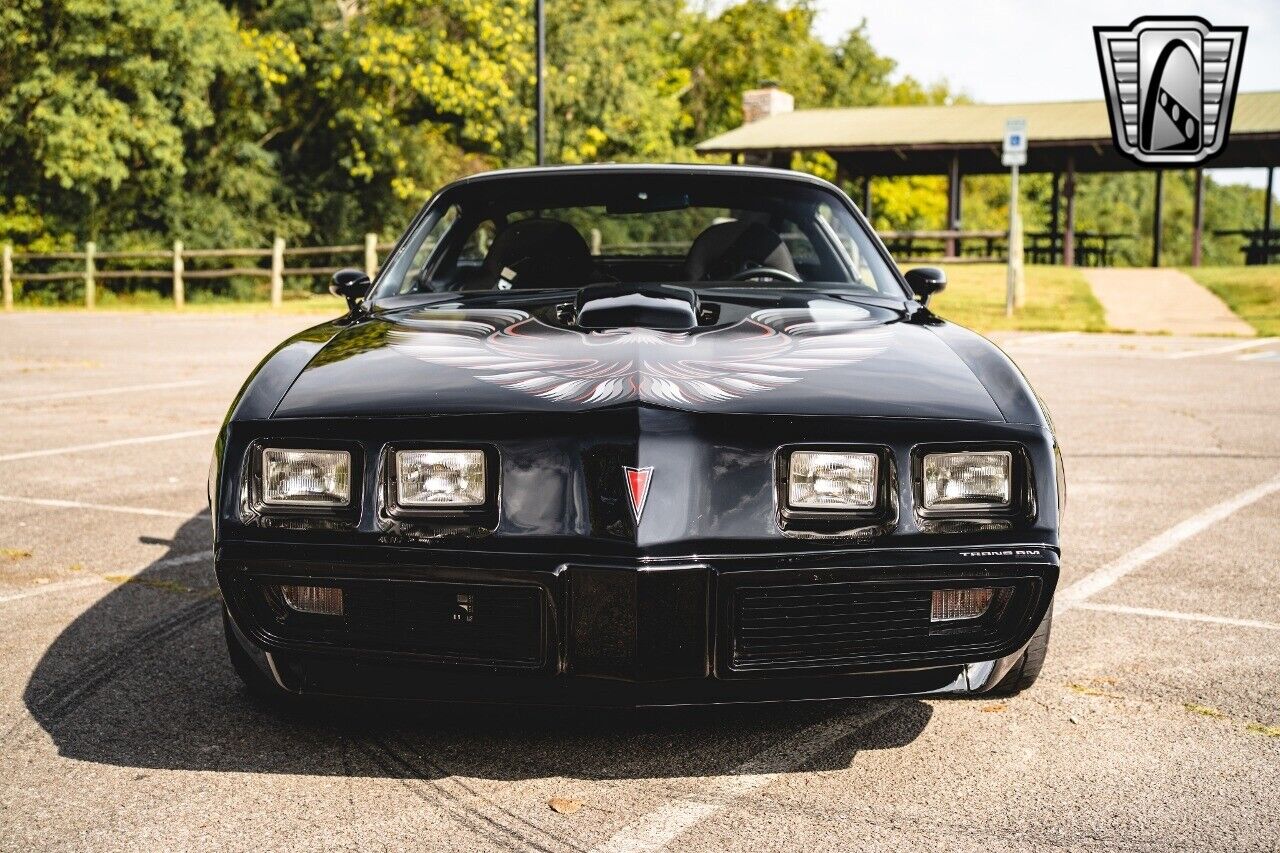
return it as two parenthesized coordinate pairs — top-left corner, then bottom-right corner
(1, 313), (1277, 852)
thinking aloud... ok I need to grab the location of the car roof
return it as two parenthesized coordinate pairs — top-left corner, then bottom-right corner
(436, 163), (841, 195)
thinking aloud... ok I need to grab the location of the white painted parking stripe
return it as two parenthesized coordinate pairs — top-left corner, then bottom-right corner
(0, 428), (215, 463)
(0, 494), (200, 519)
(1238, 349), (1280, 362)
(1003, 331), (1080, 348)
(1058, 470), (1280, 608)
(0, 552), (208, 605)
(1076, 602), (1280, 632)
(1165, 338), (1277, 360)
(588, 701), (897, 853)
(4, 379), (209, 404)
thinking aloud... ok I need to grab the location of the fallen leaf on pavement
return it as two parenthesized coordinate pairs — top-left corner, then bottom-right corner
(548, 798), (583, 815)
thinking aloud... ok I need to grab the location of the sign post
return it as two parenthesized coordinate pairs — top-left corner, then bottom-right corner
(1003, 118), (1028, 316)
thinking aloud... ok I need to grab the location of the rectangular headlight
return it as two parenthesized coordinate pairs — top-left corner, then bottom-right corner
(262, 448), (351, 507)
(788, 451), (878, 510)
(923, 451), (1012, 510)
(394, 449), (486, 507)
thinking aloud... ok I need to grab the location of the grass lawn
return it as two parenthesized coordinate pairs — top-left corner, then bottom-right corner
(1184, 266), (1280, 337)
(7, 265), (1113, 332)
(8, 294), (344, 316)
(923, 263), (1109, 334)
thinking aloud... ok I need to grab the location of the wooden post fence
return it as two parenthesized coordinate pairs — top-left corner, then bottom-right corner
(364, 232), (378, 279)
(270, 237), (285, 307)
(173, 240), (185, 308)
(83, 241), (96, 309)
(2, 244), (12, 311)
(0, 236), (404, 307)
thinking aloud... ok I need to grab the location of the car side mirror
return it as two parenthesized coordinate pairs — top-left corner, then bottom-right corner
(330, 268), (372, 312)
(904, 267), (946, 306)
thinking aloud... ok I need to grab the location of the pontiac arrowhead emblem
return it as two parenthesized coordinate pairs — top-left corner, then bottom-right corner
(623, 466), (653, 522)
(1095, 16), (1247, 166)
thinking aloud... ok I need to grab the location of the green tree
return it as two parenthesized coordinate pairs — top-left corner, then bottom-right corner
(679, 1), (834, 142)
(0, 0), (294, 248)
(274, 0), (536, 235)
(544, 0), (691, 164)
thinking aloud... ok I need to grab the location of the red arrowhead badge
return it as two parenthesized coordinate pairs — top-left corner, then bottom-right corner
(624, 466), (653, 521)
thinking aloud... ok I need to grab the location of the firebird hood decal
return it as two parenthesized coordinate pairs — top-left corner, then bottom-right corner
(271, 300), (1007, 421)
(384, 305), (891, 407)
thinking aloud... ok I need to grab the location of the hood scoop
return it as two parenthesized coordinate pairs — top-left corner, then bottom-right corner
(574, 283), (699, 330)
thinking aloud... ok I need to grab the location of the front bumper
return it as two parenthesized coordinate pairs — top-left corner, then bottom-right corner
(219, 543), (1058, 706)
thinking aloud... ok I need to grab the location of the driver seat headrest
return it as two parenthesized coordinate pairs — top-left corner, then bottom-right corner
(683, 220), (798, 281)
(479, 217), (593, 289)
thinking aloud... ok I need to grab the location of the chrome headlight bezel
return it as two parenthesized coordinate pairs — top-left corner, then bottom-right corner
(775, 445), (896, 538)
(248, 441), (363, 517)
(913, 445), (1028, 519)
(384, 444), (499, 519)
(786, 450), (880, 511)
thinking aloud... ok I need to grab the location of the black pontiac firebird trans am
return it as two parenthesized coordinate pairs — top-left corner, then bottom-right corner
(212, 164), (1062, 707)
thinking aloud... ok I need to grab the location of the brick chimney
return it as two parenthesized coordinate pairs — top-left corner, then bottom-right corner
(742, 82), (794, 124)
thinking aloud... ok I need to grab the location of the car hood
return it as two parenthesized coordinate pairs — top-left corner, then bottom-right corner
(271, 299), (1005, 421)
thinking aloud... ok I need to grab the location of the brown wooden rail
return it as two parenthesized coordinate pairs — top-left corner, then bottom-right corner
(1, 235), (395, 310)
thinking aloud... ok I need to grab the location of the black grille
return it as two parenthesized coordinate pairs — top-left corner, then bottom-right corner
(252, 579), (547, 668)
(341, 582), (544, 666)
(732, 583), (935, 672)
(727, 575), (1047, 675)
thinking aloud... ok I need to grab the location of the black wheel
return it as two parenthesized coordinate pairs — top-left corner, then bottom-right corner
(987, 599), (1053, 696)
(223, 608), (296, 705)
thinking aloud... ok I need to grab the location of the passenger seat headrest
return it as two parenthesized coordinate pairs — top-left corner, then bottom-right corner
(683, 220), (799, 281)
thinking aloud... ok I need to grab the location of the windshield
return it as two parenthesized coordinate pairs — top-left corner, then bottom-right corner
(374, 170), (906, 299)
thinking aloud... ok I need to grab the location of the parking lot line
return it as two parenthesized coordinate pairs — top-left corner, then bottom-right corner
(4, 379), (209, 405)
(0, 494), (200, 519)
(1003, 331), (1081, 348)
(0, 428), (216, 463)
(1058, 470), (1280, 609)
(0, 552), (207, 606)
(588, 701), (897, 853)
(1076, 602), (1280, 632)
(1166, 338), (1278, 360)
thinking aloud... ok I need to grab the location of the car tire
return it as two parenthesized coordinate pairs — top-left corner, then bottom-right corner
(223, 608), (296, 705)
(987, 599), (1053, 696)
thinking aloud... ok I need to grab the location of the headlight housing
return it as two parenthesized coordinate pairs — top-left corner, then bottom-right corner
(922, 451), (1012, 511)
(393, 449), (486, 508)
(261, 448), (351, 507)
(788, 450), (879, 510)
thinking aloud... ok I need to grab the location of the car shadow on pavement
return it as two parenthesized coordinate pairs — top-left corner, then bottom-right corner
(23, 513), (933, 781)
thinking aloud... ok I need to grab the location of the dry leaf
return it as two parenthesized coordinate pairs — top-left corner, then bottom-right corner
(980, 703), (1007, 713)
(548, 797), (583, 815)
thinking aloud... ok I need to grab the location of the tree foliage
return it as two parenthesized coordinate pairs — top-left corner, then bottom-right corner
(0, 0), (1272, 277)
(0, 0), (298, 248)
